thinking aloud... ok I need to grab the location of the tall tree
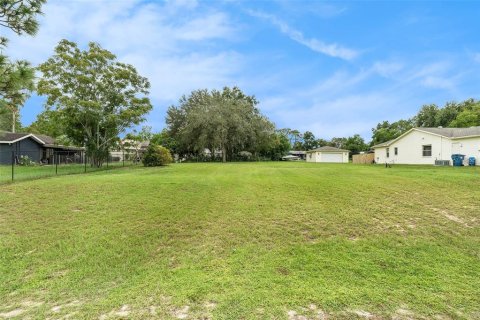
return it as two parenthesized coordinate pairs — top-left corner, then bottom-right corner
(316, 138), (329, 147)
(344, 134), (368, 155)
(302, 131), (317, 150)
(27, 109), (64, 137)
(434, 101), (463, 127)
(151, 128), (178, 154)
(262, 130), (290, 160)
(0, 0), (45, 45)
(37, 40), (153, 166)
(0, 0), (45, 131)
(414, 104), (439, 127)
(329, 137), (348, 149)
(1, 60), (34, 132)
(449, 105), (480, 127)
(289, 129), (302, 147)
(0, 100), (21, 131)
(371, 119), (414, 145)
(166, 86), (275, 162)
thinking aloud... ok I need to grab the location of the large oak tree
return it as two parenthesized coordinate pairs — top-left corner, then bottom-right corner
(166, 87), (275, 162)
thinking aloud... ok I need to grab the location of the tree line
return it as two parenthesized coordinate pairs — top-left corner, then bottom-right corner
(1, 1), (479, 164)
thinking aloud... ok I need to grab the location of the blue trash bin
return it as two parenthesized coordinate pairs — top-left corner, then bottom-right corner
(468, 157), (476, 166)
(451, 154), (465, 166)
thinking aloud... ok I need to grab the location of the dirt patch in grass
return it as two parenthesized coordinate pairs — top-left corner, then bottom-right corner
(430, 207), (471, 227)
(0, 308), (25, 319)
(0, 300), (44, 319)
(172, 305), (190, 319)
(1, 163), (480, 318)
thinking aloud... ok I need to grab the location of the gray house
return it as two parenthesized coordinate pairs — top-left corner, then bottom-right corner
(0, 132), (84, 165)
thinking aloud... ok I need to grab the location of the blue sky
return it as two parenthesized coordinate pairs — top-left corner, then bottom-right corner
(6, 0), (480, 140)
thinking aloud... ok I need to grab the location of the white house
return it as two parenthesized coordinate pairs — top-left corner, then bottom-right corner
(306, 146), (349, 163)
(110, 139), (150, 161)
(372, 127), (480, 166)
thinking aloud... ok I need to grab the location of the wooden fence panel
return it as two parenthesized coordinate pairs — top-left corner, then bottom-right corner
(352, 153), (375, 164)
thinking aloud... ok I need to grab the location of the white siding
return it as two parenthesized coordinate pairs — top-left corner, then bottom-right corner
(306, 151), (349, 163)
(374, 129), (480, 166)
(321, 153), (343, 163)
(374, 130), (452, 165)
(452, 137), (480, 165)
(374, 146), (387, 164)
(306, 151), (317, 162)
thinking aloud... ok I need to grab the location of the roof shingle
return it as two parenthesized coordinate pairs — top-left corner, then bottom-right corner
(417, 126), (480, 138)
(306, 146), (349, 153)
(0, 132), (31, 142)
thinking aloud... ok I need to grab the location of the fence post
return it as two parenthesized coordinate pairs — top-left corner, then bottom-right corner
(106, 150), (109, 169)
(11, 151), (14, 181)
(55, 152), (58, 175)
(84, 151), (87, 173)
(123, 149), (125, 167)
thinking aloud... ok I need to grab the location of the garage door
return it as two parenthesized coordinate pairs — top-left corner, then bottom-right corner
(321, 153), (343, 163)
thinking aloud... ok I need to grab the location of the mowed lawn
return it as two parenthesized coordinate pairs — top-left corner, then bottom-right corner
(0, 161), (134, 184)
(0, 163), (479, 319)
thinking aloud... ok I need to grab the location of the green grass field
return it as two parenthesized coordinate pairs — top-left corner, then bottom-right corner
(1, 163), (479, 319)
(0, 161), (135, 184)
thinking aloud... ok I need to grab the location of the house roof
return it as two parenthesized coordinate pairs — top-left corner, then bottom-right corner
(417, 126), (480, 138)
(0, 132), (29, 142)
(372, 126), (480, 148)
(372, 139), (394, 148)
(0, 132), (45, 144)
(35, 134), (56, 145)
(306, 146), (349, 153)
(0, 132), (83, 150)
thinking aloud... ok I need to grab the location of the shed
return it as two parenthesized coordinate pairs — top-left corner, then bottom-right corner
(306, 146), (349, 163)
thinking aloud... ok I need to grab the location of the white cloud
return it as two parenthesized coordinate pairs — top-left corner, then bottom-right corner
(255, 59), (462, 139)
(247, 10), (358, 60)
(6, 0), (242, 127)
(404, 61), (462, 92)
(122, 51), (243, 102)
(421, 76), (456, 90)
(473, 52), (480, 63)
(164, 0), (199, 11)
(274, 0), (347, 18)
(372, 61), (404, 78)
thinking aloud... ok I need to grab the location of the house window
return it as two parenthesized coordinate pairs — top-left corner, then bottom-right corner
(386, 148), (390, 158)
(422, 145), (432, 157)
(394, 147), (398, 156)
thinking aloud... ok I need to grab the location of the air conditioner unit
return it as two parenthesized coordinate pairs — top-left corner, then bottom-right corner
(435, 160), (450, 166)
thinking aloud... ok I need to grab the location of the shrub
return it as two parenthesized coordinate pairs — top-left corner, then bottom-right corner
(142, 144), (173, 167)
(18, 155), (36, 166)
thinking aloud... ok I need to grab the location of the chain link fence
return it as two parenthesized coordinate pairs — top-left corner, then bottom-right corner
(0, 149), (140, 184)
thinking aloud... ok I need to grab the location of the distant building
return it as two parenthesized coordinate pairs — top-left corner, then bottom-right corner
(288, 150), (306, 160)
(281, 154), (301, 161)
(110, 139), (150, 161)
(306, 146), (349, 163)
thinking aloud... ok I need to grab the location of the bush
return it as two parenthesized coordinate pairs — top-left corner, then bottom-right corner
(18, 155), (36, 166)
(142, 144), (173, 167)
